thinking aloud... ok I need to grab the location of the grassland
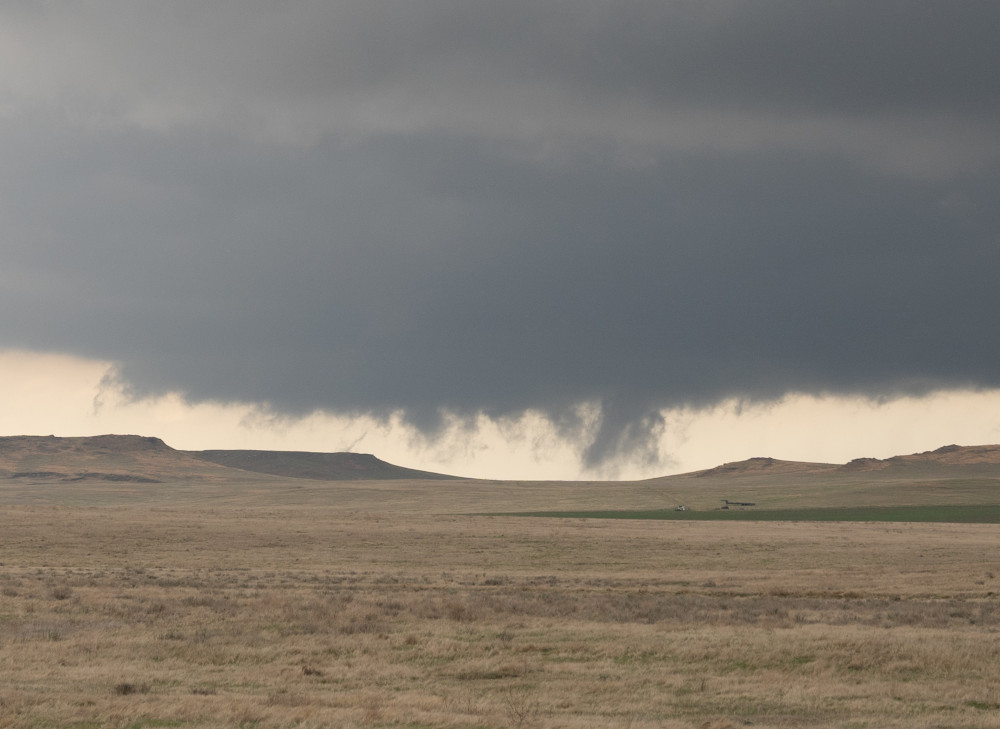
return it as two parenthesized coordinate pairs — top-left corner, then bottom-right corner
(1, 470), (1000, 728)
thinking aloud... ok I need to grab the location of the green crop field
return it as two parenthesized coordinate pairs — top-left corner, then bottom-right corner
(495, 504), (1000, 523)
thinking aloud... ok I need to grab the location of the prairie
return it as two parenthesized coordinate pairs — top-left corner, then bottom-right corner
(2, 471), (999, 728)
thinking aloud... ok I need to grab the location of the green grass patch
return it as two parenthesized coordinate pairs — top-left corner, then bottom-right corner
(492, 504), (1000, 523)
(965, 700), (1000, 711)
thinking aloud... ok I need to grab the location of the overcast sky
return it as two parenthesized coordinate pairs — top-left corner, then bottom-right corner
(2, 2), (999, 478)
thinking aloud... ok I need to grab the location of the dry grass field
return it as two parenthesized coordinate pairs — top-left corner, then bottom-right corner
(2, 472), (1000, 729)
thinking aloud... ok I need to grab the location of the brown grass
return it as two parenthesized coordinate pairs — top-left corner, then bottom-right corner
(1, 483), (999, 728)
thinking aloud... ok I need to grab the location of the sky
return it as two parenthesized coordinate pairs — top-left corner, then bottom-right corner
(1, 2), (999, 480)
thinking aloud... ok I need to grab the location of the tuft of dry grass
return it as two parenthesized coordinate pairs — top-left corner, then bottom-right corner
(113, 681), (150, 696)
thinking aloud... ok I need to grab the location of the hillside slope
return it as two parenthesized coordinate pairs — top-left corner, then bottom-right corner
(189, 449), (460, 481)
(0, 434), (461, 483)
(663, 444), (1000, 480)
(839, 444), (1000, 472)
(0, 435), (238, 482)
(693, 456), (838, 478)
(634, 443), (1000, 511)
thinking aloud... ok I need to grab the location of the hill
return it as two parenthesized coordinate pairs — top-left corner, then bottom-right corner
(634, 443), (1000, 512)
(0, 435), (460, 483)
(189, 449), (460, 481)
(838, 444), (1000, 472)
(671, 444), (1000, 479)
(2, 436), (1000, 513)
(0, 434), (238, 483)
(693, 456), (838, 478)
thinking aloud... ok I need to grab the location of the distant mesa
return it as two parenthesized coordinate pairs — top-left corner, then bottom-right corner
(836, 444), (1000, 472)
(694, 456), (835, 478)
(0, 434), (208, 483)
(0, 433), (169, 454)
(0, 434), (462, 483)
(915, 444), (1000, 464)
(80, 434), (170, 450)
(839, 457), (886, 471)
(190, 449), (460, 481)
(933, 444), (964, 454)
(2, 434), (1000, 484)
(679, 444), (1000, 479)
(697, 456), (779, 477)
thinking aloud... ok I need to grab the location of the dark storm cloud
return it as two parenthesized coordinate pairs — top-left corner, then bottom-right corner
(1, 2), (999, 466)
